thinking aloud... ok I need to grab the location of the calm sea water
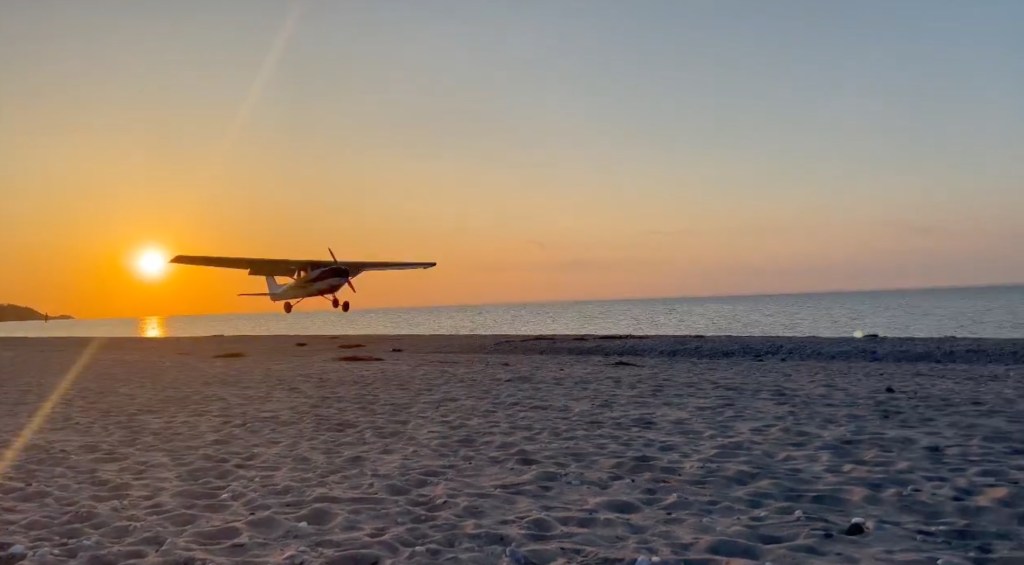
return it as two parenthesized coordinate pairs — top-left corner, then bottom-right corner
(2, 286), (1022, 339)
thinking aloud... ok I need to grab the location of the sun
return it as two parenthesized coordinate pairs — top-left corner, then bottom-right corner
(134, 247), (169, 280)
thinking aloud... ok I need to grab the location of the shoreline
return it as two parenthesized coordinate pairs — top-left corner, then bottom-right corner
(3, 334), (1024, 365)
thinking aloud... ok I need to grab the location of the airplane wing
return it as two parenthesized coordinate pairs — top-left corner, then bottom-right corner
(169, 255), (436, 277)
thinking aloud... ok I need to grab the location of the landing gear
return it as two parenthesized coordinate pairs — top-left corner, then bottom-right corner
(323, 294), (351, 313)
(283, 301), (293, 314)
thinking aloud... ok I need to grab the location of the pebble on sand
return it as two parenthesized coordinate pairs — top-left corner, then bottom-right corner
(844, 517), (869, 536)
(885, 385), (896, 393)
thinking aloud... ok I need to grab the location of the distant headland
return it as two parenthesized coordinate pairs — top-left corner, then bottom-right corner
(0, 304), (74, 322)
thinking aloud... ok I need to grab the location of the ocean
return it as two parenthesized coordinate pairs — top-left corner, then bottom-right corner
(1, 285), (1022, 339)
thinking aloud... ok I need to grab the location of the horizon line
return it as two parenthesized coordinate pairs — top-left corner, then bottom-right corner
(24, 281), (1023, 322)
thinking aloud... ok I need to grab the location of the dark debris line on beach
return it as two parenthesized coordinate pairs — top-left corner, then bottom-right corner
(487, 335), (1024, 365)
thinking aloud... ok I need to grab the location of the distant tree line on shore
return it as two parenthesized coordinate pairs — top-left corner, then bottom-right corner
(0, 304), (73, 322)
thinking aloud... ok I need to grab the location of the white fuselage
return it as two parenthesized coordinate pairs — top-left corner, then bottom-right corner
(267, 266), (350, 302)
(270, 279), (345, 301)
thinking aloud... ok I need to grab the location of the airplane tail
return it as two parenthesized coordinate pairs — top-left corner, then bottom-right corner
(264, 276), (285, 294)
(239, 276), (284, 297)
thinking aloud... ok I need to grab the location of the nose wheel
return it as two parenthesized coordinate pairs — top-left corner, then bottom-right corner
(283, 301), (293, 314)
(327, 295), (351, 312)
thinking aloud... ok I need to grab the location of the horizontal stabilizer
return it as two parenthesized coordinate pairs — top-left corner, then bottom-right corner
(238, 292), (271, 297)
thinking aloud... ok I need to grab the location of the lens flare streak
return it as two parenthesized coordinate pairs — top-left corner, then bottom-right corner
(0, 338), (105, 479)
(221, 0), (305, 153)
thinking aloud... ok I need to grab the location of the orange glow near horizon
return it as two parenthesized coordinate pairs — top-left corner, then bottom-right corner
(0, 180), (1020, 321)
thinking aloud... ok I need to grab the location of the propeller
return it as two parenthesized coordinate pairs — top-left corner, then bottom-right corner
(329, 247), (357, 293)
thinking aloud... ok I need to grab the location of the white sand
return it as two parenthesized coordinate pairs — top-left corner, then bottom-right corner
(1, 335), (1022, 564)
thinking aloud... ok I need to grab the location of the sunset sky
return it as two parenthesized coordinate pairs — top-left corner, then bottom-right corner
(1, 1), (1022, 319)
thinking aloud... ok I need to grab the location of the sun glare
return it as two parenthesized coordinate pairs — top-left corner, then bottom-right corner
(135, 248), (168, 280)
(138, 315), (166, 338)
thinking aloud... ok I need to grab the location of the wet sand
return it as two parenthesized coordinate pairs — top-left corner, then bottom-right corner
(1, 335), (1023, 564)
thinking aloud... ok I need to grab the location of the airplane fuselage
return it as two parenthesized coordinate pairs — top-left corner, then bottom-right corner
(269, 265), (350, 302)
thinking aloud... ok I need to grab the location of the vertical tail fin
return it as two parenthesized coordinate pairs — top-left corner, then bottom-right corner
(238, 276), (285, 298)
(265, 276), (284, 294)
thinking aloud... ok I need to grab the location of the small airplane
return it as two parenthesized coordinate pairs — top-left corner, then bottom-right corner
(170, 248), (436, 314)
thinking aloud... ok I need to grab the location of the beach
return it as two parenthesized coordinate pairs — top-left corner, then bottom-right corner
(1, 335), (1022, 564)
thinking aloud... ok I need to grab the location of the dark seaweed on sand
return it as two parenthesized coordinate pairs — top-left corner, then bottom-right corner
(338, 355), (383, 362)
(212, 352), (246, 358)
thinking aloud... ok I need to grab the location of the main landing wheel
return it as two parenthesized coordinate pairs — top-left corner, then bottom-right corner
(331, 297), (340, 309)
(342, 300), (350, 313)
(283, 301), (293, 314)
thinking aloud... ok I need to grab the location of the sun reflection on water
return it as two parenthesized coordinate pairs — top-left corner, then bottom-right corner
(138, 316), (166, 338)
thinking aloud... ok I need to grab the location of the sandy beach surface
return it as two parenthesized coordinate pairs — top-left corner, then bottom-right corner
(1, 335), (1022, 564)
